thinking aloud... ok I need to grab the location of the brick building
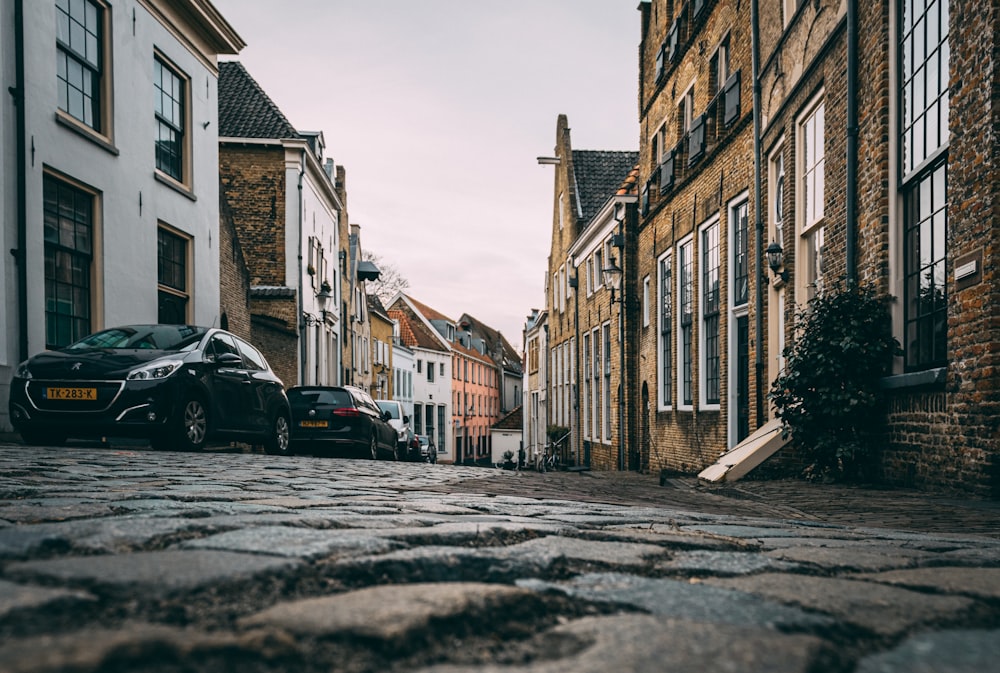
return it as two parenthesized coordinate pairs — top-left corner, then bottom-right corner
(538, 115), (638, 469)
(218, 61), (344, 390)
(635, 0), (756, 475)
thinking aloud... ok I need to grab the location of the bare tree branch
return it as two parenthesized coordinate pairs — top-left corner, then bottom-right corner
(362, 250), (410, 304)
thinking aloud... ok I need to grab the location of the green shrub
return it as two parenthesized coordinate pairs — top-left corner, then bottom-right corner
(769, 282), (902, 481)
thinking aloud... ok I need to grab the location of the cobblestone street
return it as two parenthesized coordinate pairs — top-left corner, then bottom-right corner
(1, 442), (998, 672)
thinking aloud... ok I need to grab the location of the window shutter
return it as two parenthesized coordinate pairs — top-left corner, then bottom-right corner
(724, 71), (742, 126)
(641, 181), (650, 216)
(659, 150), (675, 193)
(688, 114), (706, 166)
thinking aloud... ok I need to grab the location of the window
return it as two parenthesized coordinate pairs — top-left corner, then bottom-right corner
(679, 85), (695, 135)
(733, 200), (749, 306)
(701, 220), (721, 407)
(582, 332), (591, 439)
(901, 0), (949, 176)
(43, 173), (94, 348)
(157, 227), (189, 324)
(417, 359), (422, 373)
(236, 337), (267, 371)
(594, 249), (604, 289)
(711, 36), (730, 95)
(642, 276), (651, 327)
(678, 237), (694, 408)
(56, 0), (105, 132)
(900, 0), (949, 370)
(154, 56), (187, 182)
(427, 360), (435, 382)
(440, 362), (445, 377)
(659, 251), (673, 409)
(799, 97), (826, 297)
(592, 326), (601, 441)
(414, 403), (423, 434)
(603, 323), (612, 441)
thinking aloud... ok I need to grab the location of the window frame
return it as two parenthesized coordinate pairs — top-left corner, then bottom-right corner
(153, 52), (191, 187)
(699, 217), (721, 409)
(676, 235), (695, 410)
(43, 170), (99, 349)
(797, 92), (826, 299)
(55, 0), (112, 140)
(157, 224), (191, 324)
(657, 249), (673, 411)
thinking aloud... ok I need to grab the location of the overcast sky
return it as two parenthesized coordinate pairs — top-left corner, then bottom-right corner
(211, 0), (640, 346)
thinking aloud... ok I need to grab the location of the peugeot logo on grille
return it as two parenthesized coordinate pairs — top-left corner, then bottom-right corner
(71, 362), (83, 371)
(308, 409), (316, 417)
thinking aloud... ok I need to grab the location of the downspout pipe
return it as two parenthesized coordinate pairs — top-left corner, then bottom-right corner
(14, 0), (28, 362)
(297, 151), (306, 385)
(751, 0), (765, 426)
(845, 0), (858, 284)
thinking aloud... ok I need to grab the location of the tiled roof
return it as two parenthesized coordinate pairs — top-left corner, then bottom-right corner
(572, 150), (639, 223)
(492, 406), (523, 431)
(218, 61), (300, 140)
(250, 286), (295, 297)
(616, 165), (640, 196)
(458, 313), (523, 374)
(367, 293), (390, 321)
(404, 294), (454, 324)
(452, 338), (494, 366)
(388, 307), (449, 353)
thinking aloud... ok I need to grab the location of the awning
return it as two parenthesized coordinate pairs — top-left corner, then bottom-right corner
(357, 260), (381, 282)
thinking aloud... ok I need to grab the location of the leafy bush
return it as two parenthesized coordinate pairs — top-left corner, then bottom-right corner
(769, 283), (901, 481)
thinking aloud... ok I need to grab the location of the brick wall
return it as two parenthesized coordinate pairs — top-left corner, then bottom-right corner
(218, 190), (251, 340)
(219, 145), (288, 287)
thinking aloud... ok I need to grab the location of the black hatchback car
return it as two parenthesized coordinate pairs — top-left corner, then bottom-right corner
(287, 385), (398, 459)
(8, 325), (291, 454)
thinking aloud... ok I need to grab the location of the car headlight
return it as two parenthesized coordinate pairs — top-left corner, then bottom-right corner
(127, 359), (184, 380)
(14, 360), (32, 379)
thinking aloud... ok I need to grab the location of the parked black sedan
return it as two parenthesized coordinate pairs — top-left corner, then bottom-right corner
(287, 385), (398, 459)
(8, 325), (291, 454)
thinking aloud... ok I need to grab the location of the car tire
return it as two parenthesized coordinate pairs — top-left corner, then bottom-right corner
(369, 433), (378, 460)
(263, 412), (292, 456)
(18, 429), (66, 447)
(175, 396), (208, 452)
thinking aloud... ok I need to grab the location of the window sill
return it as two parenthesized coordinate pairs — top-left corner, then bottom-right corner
(55, 112), (119, 156)
(155, 171), (197, 201)
(880, 367), (946, 390)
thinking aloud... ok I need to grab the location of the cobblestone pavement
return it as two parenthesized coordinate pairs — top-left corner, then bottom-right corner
(0, 442), (998, 673)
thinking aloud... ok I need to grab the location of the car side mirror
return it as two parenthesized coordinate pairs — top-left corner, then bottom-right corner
(382, 411), (392, 422)
(214, 352), (242, 366)
(402, 415), (410, 424)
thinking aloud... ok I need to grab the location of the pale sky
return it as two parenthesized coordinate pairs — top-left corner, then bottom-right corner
(211, 0), (640, 347)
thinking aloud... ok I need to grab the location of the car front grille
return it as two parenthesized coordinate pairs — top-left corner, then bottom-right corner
(24, 380), (126, 413)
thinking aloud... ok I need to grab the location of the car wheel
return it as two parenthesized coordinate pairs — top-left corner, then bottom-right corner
(369, 433), (378, 460)
(175, 397), (208, 452)
(18, 429), (66, 447)
(263, 413), (292, 456)
(393, 442), (402, 461)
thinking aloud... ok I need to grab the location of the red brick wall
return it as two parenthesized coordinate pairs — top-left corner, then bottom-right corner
(218, 190), (251, 341)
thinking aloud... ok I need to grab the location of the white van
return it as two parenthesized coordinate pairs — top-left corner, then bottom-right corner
(375, 400), (410, 455)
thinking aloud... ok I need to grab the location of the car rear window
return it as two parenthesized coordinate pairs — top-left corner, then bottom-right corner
(289, 388), (353, 407)
(376, 401), (400, 418)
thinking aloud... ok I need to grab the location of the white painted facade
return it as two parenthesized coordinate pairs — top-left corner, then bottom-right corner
(411, 347), (452, 463)
(0, 0), (242, 431)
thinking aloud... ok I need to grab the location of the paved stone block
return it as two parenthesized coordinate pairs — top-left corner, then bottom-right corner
(6, 550), (299, 595)
(241, 582), (533, 639)
(417, 614), (834, 673)
(705, 573), (973, 636)
(0, 624), (296, 673)
(0, 579), (95, 618)
(180, 525), (402, 559)
(850, 567), (1000, 600)
(764, 545), (932, 571)
(519, 573), (832, 629)
(855, 628), (1000, 673)
(659, 550), (799, 575)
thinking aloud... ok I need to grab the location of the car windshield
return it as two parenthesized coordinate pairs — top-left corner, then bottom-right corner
(376, 401), (400, 418)
(289, 388), (353, 407)
(64, 325), (208, 352)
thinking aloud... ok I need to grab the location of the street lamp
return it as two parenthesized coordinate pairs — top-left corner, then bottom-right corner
(601, 255), (626, 471)
(601, 257), (623, 305)
(765, 240), (788, 284)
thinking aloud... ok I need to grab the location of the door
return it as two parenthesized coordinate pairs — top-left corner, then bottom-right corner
(205, 333), (249, 432)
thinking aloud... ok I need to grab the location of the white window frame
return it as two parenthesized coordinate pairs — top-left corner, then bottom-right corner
(676, 234), (695, 411)
(642, 276), (650, 327)
(657, 249), (673, 411)
(797, 91), (826, 298)
(699, 216), (721, 411)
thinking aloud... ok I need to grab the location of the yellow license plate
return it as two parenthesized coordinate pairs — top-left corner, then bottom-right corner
(300, 420), (328, 428)
(47, 387), (97, 401)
